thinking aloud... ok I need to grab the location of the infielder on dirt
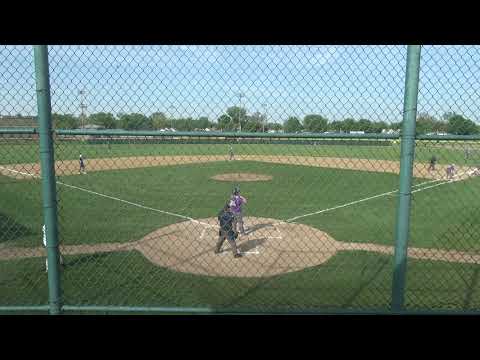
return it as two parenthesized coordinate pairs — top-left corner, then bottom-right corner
(79, 154), (86, 174)
(228, 145), (234, 161)
(229, 186), (247, 235)
(215, 203), (242, 258)
(446, 163), (456, 180)
(428, 155), (437, 172)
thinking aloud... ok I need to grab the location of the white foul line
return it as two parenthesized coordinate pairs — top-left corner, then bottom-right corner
(0, 166), (41, 179)
(386, 177), (450, 196)
(283, 171), (472, 223)
(284, 189), (399, 223)
(56, 181), (208, 224)
(0, 165), (216, 229)
(411, 179), (455, 193)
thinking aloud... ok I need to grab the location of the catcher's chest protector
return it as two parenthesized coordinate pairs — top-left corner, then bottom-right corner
(219, 212), (233, 229)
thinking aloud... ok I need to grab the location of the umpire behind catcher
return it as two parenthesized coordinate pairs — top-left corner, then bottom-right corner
(214, 203), (242, 258)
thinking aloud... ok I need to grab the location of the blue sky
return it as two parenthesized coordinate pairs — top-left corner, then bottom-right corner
(1, 45), (480, 124)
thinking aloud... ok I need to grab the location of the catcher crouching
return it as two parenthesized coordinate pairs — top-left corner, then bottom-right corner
(214, 203), (242, 258)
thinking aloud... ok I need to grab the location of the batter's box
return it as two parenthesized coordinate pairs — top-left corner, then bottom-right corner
(211, 229), (262, 256)
(200, 219), (284, 256)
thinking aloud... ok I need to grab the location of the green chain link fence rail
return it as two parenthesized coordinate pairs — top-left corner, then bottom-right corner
(1, 45), (480, 314)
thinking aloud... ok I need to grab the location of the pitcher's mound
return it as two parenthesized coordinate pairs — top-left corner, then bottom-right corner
(135, 216), (342, 277)
(211, 173), (273, 182)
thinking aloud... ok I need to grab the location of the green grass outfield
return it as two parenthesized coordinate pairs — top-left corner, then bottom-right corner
(1, 140), (479, 166)
(1, 159), (480, 311)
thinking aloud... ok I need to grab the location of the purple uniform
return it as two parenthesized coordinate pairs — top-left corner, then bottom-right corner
(446, 164), (455, 179)
(230, 195), (245, 214)
(230, 194), (247, 234)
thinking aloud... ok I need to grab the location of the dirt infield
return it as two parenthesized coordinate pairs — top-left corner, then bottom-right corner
(211, 173), (273, 182)
(0, 154), (471, 180)
(2, 216), (480, 278)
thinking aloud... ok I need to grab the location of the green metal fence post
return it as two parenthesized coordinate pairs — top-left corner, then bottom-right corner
(391, 45), (422, 312)
(34, 45), (62, 315)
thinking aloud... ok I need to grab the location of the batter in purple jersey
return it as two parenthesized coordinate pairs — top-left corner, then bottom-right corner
(229, 186), (247, 235)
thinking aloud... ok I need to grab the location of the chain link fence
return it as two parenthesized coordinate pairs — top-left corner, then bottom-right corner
(407, 46), (480, 311)
(0, 46), (47, 308)
(1, 45), (479, 314)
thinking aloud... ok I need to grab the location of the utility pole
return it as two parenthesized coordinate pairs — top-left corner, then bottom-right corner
(262, 103), (267, 133)
(169, 105), (175, 129)
(238, 92), (244, 132)
(79, 89), (87, 129)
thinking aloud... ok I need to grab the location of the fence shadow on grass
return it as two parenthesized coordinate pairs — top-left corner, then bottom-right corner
(340, 256), (391, 308)
(64, 252), (112, 267)
(0, 212), (35, 244)
(220, 252), (284, 309)
(463, 266), (480, 310)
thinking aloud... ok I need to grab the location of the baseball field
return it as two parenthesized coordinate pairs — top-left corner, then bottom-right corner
(1, 139), (480, 312)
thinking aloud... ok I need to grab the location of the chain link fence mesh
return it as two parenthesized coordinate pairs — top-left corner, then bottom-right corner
(407, 46), (480, 311)
(0, 46), (48, 307)
(1, 45), (479, 313)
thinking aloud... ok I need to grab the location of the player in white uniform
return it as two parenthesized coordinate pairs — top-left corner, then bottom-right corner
(79, 154), (86, 174)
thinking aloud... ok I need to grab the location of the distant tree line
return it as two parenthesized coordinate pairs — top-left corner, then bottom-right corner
(48, 108), (480, 135)
(51, 112), (217, 132)
(284, 116), (396, 134)
(415, 112), (479, 135)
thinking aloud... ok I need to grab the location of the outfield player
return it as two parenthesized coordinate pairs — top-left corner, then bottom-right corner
(446, 163), (456, 180)
(229, 186), (247, 235)
(228, 145), (234, 161)
(428, 155), (437, 172)
(79, 154), (87, 174)
(214, 203), (242, 258)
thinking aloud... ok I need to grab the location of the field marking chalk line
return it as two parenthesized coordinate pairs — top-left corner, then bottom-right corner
(0, 165), (215, 229)
(281, 170), (473, 224)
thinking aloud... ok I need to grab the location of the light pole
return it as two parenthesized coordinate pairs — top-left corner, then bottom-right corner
(237, 92), (244, 132)
(169, 106), (175, 130)
(261, 103), (267, 133)
(79, 89), (87, 129)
